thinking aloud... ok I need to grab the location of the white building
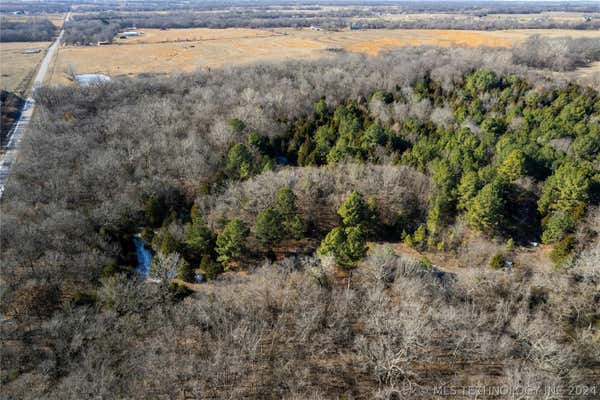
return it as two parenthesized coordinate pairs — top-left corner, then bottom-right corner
(119, 31), (142, 38)
(75, 74), (111, 87)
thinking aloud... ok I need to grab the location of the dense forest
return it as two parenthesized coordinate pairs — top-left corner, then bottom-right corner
(62, 18), (119, 45)
(1, 45), (599, 398)
(0, 18), (57, 42)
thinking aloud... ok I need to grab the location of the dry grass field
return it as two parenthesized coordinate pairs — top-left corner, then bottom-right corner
(47, 27), (600, 85)
(380, 11), (598, 24)
(48, 29), (324, 84)
(573, 61), (600, 85)
(336, 29), (517, 55)
(0, 42), (50, 93)
(1, 13), (66, 27)
(113, 27), (272, 44)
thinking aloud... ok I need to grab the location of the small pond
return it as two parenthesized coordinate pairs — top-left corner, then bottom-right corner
(133, 236), (152, 279)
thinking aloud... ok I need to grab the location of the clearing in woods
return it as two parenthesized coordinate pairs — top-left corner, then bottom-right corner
(47, 28), (600, 85)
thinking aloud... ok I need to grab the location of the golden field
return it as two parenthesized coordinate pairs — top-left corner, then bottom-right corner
(47, 27), (600, 85)
(574, 61), (600, 80)
(0, 41), (50, 93)
(1, 13), (66, 27)
(113, 27), (274, 44)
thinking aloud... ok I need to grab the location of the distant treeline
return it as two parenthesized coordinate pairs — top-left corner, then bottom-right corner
(31, 0), (600, 13)
(351, 16), (600, 31)
(61, 11), (350, 44)
(1, 0), (599, 14)
(0, 18), (57, 42)
(0, 1), (70, 14)
(63, 5), (600, 45)
(63, 9), (600, 45)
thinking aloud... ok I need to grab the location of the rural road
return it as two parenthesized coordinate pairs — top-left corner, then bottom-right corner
(0, 11), (71, 199)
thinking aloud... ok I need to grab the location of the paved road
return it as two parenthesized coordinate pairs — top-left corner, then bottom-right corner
(0, 12), (71, 199)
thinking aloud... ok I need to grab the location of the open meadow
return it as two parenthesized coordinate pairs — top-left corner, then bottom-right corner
(1, 13), (66, 27)
(48, 27), (600, 85)
(0, 41), (50, 93)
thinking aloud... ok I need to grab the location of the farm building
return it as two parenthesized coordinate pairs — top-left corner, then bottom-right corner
(119, 31), (142, 38)
(75, 74), (111, 87)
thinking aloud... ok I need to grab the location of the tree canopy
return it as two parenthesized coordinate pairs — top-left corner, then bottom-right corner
(216, 219), (250, 266)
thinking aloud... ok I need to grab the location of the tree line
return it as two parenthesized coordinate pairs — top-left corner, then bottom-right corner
(62, 8), (600, 45)
(0, 1), (70, 14)
(62, 18), (120, 45)
(0, 18), (57, 42)
(350, 15), (600, 31)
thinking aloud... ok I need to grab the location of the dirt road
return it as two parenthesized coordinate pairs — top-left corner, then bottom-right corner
(0, 12), (71, 199)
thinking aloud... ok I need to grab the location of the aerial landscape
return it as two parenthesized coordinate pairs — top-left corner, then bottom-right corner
(0, 0), (599, 399)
